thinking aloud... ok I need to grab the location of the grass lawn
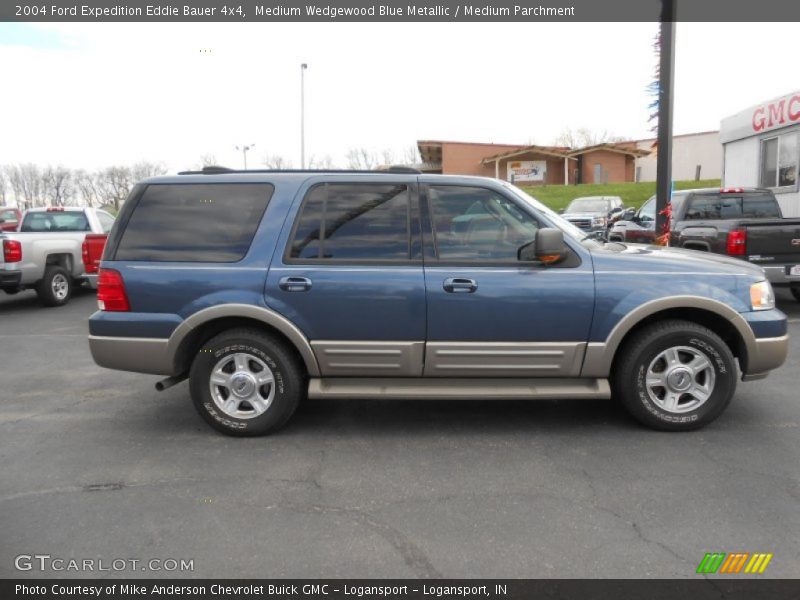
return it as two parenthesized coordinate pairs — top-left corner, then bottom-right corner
(520, 179), (721, 211)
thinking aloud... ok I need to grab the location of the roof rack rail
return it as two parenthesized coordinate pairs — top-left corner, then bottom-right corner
(177, 165), (422, 175)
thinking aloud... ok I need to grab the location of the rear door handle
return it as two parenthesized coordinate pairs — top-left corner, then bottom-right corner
(443, 277), (477, 293)
(279, 276), (312, 292)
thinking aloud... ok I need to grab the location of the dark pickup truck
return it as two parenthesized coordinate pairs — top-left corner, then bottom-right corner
(609, 188), (800, 301)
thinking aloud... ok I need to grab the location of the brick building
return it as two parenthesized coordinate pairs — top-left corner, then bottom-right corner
(416, 139), (649, 185)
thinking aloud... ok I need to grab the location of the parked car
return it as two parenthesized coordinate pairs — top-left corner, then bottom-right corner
(0, 207), (21, 232)
(608, 188), (800, 301)
(560, 196), (625, 233)
(0, 206), (116, 306)
(89, 169), (787, 436)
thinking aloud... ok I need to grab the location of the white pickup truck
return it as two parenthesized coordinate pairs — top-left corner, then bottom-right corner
(0, 207), (115, 306)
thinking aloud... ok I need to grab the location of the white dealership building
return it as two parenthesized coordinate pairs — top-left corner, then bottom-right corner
(721, 90), (800, 217)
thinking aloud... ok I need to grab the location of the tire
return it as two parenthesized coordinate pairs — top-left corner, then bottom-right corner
(791, 287), (800, 303)
(189, 328), (305, 436)
(36, 265), (73, 307)
(612, 319), (737, 431)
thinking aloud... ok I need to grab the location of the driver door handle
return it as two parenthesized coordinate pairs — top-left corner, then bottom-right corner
(443, 278), (478, 293)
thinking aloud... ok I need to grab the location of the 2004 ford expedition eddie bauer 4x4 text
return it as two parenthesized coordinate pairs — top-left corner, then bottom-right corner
(88, 169), (789, 435)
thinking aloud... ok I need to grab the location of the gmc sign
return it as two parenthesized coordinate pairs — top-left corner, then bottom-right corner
(721, 90), (800, 143)
(752, 95), (800, 132)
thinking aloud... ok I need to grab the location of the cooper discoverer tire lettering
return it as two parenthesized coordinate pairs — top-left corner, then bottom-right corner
(189, 328), (305, 436)
(612, 319), (737, 431)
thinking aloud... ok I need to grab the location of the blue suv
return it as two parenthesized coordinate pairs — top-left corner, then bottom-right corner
(89, 168), (789, 435)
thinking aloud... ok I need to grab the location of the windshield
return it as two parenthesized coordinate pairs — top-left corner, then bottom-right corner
(503, 182), (599, 246)
(565, 198), (609, 213)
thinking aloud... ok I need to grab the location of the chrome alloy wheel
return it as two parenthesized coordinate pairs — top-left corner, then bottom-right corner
(209, 353), (275, 419)
(51, 273), (69, 300)
(645, 345), (716, 414)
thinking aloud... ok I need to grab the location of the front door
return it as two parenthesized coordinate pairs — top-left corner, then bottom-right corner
(421, 183), (594, 377)
(265, 178), (426, 377)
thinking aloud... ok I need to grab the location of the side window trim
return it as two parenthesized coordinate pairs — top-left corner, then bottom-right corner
(283, 180), (421, 265)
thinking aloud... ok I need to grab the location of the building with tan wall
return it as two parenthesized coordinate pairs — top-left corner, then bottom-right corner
(417, 140), (648, 185)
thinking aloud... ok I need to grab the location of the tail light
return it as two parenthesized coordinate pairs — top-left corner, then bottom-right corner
(97, 268), (130, 311)
(81, 240), (92, 273)
(3, 239), (22, 263)
(726, 229), (747, 256)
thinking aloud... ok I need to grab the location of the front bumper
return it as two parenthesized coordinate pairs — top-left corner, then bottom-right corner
(84, 273), (98, 289)
(761, 265), (800, 287)
(743, 335), (789, 380)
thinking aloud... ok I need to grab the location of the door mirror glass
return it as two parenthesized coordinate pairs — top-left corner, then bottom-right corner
(621, 207), (636, 221)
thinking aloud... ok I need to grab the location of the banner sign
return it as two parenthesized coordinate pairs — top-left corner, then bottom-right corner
(508, 160), (546, 182)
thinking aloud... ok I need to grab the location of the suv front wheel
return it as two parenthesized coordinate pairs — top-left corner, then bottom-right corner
(612, 320), (737, 431)
(189, 328), (305, 436)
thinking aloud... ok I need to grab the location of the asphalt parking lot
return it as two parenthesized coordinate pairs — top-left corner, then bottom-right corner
(1, 287), (799, 579)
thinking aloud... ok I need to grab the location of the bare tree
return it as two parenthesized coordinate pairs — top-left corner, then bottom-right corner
(401, 145), (420, 166)
(97, 166), (133, 211)
(41, 165), (74, 206)
(8, 163), (44, 209)
(198, 153), (218, 168)
(131, 161), (167, 182)
(307, 154), (335, 169)
(262, 155), (293, 169)
(346, 147), (379, 170)
(553, 127), (626, 149)
(74, 169), (101, 207)
(0, 168), (7, 205)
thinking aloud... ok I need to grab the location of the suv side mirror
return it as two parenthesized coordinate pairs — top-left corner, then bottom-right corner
(518, 228), (567, 264)
(622, 207), (636, 221)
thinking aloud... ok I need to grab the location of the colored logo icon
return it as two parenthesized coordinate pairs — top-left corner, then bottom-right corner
(696, 552), (773, 574)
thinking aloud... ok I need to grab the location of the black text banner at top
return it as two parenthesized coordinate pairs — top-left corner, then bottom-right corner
(2, 0), (797, 22)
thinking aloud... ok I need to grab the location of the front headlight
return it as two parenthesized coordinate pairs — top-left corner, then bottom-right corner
(592, 216), (607, 227)
(750, 280), (775, 311)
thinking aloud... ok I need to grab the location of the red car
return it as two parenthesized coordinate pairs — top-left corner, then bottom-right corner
(0, 207), (21, 232)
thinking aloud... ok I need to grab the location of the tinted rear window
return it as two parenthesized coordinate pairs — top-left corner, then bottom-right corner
(288, 183), (410, 261)
(684, 193), (781, 220)
(21, 211), (90, 232)
(114, 183), (273, 262)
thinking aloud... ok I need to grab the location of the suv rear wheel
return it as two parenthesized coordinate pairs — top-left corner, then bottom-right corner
(37, 265), (72, 307)
(790, 286), (800, 303)
(612, 320), (736, 431)
(189, 328), (305, 436)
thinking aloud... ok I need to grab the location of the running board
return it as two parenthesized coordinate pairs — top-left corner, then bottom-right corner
(307, 378), (610, 400)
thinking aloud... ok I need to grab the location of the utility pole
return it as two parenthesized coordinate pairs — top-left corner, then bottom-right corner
(235, 144), (255, 169)
(655, 1), (676, 244)
(300, 63), (308, 169)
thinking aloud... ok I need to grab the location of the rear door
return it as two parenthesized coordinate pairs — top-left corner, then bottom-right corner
(265, 177), (426, 377)
(420, 182), (594, 378)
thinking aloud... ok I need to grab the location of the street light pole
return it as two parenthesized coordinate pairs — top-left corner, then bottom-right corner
(235, 144), (255, 170)
(300, 63), (308, 169)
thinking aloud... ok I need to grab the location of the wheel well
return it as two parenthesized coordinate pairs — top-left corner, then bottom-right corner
(173, 316), (308, 376)
(610, 307), (748, 373)
(45, 253), (72, 272)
